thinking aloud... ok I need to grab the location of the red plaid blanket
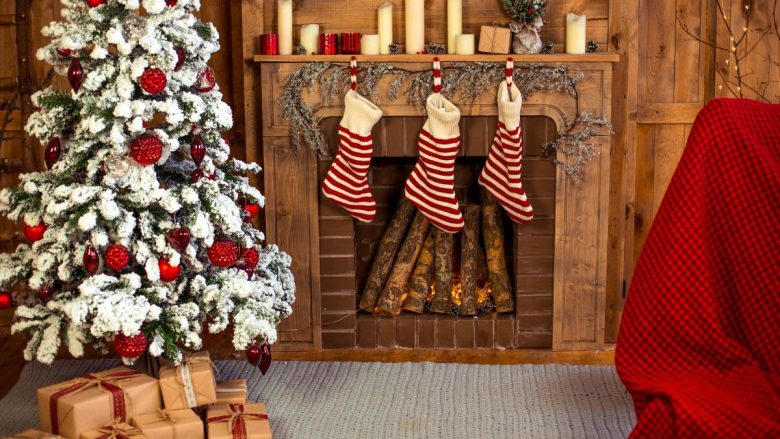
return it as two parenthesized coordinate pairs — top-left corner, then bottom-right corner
(616, 99), (780, 437)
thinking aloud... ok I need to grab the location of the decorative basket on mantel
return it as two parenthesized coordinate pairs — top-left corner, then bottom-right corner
(501, 0), (550, 54)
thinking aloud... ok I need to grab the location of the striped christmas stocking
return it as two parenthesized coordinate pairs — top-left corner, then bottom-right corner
(404, 58), (465, 234)
(321, 58), (383, 222)
(478, 58), (534, 223)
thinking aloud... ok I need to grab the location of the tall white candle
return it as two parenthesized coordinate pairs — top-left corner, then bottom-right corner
(454, 34), (474, 55)
(405, 0), (425, 54)
(278, 0), (293, 55)
(566, 13), (587, 54)
(300, 24), (320, 55)
(447, 0), (463, 54)
(378, 2), (393, 55)
(361, 34), (381, 55)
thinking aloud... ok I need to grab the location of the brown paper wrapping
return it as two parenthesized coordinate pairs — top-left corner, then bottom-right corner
(6, 430), (64, 439)
(206, 404), (271, 439)
(214, 380), (248, 405)
(159, 351), (218, 409)
(130, 409), (204, 439)
(478, 25), (512, 54)
(79, 422), (147, 439)
(36, 367), (162, 439)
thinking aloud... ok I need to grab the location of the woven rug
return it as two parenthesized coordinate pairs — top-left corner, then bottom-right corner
(0, 359), (635, 438)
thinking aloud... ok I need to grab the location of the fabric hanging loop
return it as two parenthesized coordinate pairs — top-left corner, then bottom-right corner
(432, 57), (442, 93)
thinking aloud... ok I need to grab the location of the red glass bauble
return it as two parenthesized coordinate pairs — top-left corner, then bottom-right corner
(38, 287), (53, 304)
(140, 68), (167, 95)
(68, 58), (84, 92)
(223, 137), (231, 150)
(258, 343), (272, 375)
(24, 223), (47, 243)
(105, 244), (131, 271)
(241, 248), (260, 268)
(246, 344), (261, 365)
(83, 245), (100, 275)
(86, 0), (106, 8)
(208, 240), (239, 268)
(243, 267), (254, 279)
(174, 47), (186, 71)
(0, 292), (13, 310)
(45, 137), (61, 169)
(130, 134), (163, 166)
(196, 67), (216, 93)
(191, 135), (206, 166)
(114, 332), (147, 361)
(168, 227), (191, 252)
(166, 0), (178, 5)
(245, 203), (261, 218)
(57, 48), (72, 57)
(159, 258), (181, 282)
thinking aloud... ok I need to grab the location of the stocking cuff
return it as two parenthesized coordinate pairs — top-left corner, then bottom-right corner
(425, 94), (461, 139)
(497, 81), (522, 130)
(341, 90), (383, 136)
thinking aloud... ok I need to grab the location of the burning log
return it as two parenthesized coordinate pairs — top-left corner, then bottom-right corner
(403, 229), (436, 313)
(460, 205), (481, 316)
(482, 192), (515, 313)
(359, 197), (416, 312)
(376, 211), (431, 316)
(429, 229), (454, 314)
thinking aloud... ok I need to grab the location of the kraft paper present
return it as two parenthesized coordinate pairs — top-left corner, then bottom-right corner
(478, 25), (512, 54)
(214, 380), (248, 405)
(6, 430), (64, 438)
(36, 367), (162, 439)
(206, 403), (272, 439)
(79, 422), (147, 439)
(159, 351), (218, 409)
(130, 409), (204, 439)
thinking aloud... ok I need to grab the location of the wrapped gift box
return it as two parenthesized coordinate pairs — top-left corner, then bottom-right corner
(36, 367), (161, 439)
(478, 25), (512, 54)
(207, 403), (272, 439)
(7, 430), (64, 438)
(79, 422), (147, 439)
(159, 351), (218, 409)
(131, 408), (204, 439)
(214, 379), (248, 405)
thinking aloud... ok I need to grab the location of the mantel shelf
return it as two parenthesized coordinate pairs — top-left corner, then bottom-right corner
(254, 53), (620, 64)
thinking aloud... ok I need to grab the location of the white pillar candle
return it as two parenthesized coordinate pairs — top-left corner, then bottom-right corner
(566, 13), (587, 54)
(278, 0), (293, 55)
(405, 0), (425, 54)
(378, 2), (393, 55)
(361, 34), (381, 55)
(447, 0), (462, 54)
(454, 34), (475, 55)
(300, 24), (320, 55)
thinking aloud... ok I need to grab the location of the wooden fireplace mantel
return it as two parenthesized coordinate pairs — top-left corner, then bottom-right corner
(256, 55), (614, 354)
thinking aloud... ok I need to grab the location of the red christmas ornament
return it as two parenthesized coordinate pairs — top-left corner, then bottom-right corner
(105, 244), (131, 271)
(222, 137), (231, 150)
(83, 245), (100, 275)
(166, 0), (178, 5)
(86, 0), (106, 8)
(258, 343), (272, 375)
(57, 48), (72, 57)
(45, 137), (61, 169)
(114, 332), (147, 362)
(24, 223), (47, 243)
(38, 286), (54, 304)
(140, 68), (167, 95)
(168, 227), (191, 252)
(241, 248), (260, 268)
(130, 134), (163, 166)
(191, 135), (206, 166)
(0, 292), (12, 310)
(246, 344), (261, 365)
(208, 240), (239, 268)
(196, 67), (216, 93)
(191, 169), (216, 183)
(68, 58), (84, 92)
(243, 201), (261, 218)
(243, 267), (254, 279)
(174, 47), (186, 71)
(159, 258), (181, 282)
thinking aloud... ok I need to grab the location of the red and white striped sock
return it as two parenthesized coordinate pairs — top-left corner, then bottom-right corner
(479, 59), (534, 223)
(404, 59), (465, 233)
(321, 58), (383, 222)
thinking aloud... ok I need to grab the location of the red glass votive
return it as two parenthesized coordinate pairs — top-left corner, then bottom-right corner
(259, 34), (278, 55)
(319, 34), (338, 55)
(340, 33), (362, 54)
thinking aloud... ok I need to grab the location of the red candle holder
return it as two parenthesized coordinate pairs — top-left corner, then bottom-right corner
(258, 34), (278, 55)
(340, 33), (362, 54)
(319, 34), (338, 55)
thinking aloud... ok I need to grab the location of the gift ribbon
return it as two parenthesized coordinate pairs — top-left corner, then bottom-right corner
(167, 355), (219, 408)
(141, 409), (181, 439)
(489, 22), (507, 54)
(207, 404), (269, 439)
(96, 420), (144, 439)
(48, 370), (140, 435)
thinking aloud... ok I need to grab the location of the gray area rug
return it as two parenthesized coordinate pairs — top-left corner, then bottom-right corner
(0, 359), (635, 438)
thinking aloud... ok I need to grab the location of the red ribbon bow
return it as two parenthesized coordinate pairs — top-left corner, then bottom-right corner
(207, 404), (269, 439)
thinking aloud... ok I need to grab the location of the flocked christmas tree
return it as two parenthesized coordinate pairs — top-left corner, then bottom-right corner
(0, 0), (295, 368)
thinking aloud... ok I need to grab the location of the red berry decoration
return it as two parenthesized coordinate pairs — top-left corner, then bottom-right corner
(191, 135), (206, 166)
(57, 48), (72, 57)
(86, 0), (106, 8)
(140, 68), (167, 95)
(208, 240), (239, 268)
(68, 58), (84, 92)
(258, 343), (272, 375)
(83, 245), (100, 275)
(168, 227), (191, 252)
(105, 244), (131, 271)
(246, 344), (261, 365)
(114, 332), (147, 363)
(38, 287), (54, 304)
(130, 134), (163, 166)
(174, 47), (186, 71)
(45, 137), (61, 169)
(24, 223), (47, 243)
(241, 248), (260, 268)
(0, 292), (13, 310)
(159, 258), (181, 282)
(196, 67), (216, 93)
